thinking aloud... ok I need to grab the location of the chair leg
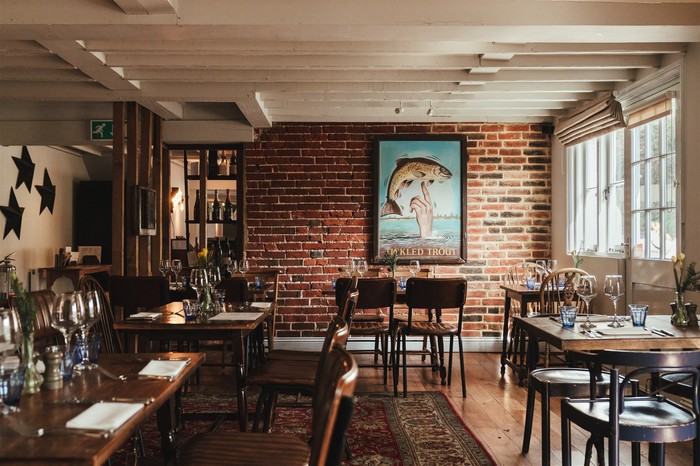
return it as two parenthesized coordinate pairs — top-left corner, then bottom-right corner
(541, 384), (551, 466)
(631, 441), (641, 466)
(402, 332), (408, 398)
(437, 335), (446, 384)
(608, 431), (620, 466)
(373, 334), (380, 364)
(457, 334), (466, 399)
(393, 330), (400, 397)
(447, 334), (454, 387)
(561, 402), (572, 466)
(382, 333), (388, 386)
(262, 391), (278, 433)
(522, 383), (536, 453)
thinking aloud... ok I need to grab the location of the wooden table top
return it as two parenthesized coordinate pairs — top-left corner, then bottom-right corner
(515, 314), (700, 351)
(0, 352), (204, 465)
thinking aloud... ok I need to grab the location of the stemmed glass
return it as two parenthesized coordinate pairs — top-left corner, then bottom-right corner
(355, 259), (368, 277)
(575, 275), (598, 330)
(74, 291), (101, 371)
(0, 308), (20, 414)
(547, 259), (558, 273)
(409, 260), (420, 277)
(227, 259), (239, 277)
(208, 267), (222, 289)
(535, 260), (547, 285)
(604, 274), (625, 328)
(190, 268), (209, 305)
(50, 292), (85, 364)
(171, 259), (182, 289)
(159, 259), (171, 278)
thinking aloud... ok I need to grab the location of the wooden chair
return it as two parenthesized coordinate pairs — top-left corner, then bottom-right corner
(178, 344), (358, 466)
(239, 269), (281, 351)
(215, 277), (248, 302)
(335, 277), (395, 385)
(109, 275), (169, 320)
(561, 349), (700, 466)
(393, 277), (468, 398)
(78, 275), (123, 354)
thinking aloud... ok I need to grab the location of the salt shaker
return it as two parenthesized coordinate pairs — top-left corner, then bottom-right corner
(43, 346), (64, 390)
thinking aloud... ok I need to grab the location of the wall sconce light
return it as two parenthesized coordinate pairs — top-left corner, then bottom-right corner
(394, 102), (404, 114)
(426, 102), (434, 116)
(170, 187), (184, 212)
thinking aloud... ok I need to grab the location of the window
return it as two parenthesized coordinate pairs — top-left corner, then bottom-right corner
(630, 101), (677, 260)
(567, 130), (625, 255)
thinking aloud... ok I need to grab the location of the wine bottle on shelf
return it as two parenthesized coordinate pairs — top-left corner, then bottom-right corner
(223, 189), (233, 222)
(212, 190), (221, 221)
(218, 152), (229, 176)
(194, 236), (200, 252)
(230, 150), (237, 177)
(193, 189), (200, 222)
(207, 202), (213, 222)
(208, 150), (218, 178)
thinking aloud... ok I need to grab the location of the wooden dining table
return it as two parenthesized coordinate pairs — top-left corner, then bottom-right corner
(0, 352), (204, 465)
(113, 301), (272, 432)
(500, 284), (541, 380)
(516, 314), (700, 374)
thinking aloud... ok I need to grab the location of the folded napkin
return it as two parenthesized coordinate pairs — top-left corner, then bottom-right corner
(138, 360), (188, 379)
(250, 302), (272, 310)
(597, 327), (651, 336)
(66, 402), (144, 432)
(576, 315), (613, 323)
(127, 312), (161, 320)
(209, 312), (264, 321)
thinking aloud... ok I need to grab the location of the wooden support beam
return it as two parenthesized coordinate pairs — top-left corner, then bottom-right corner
(111, 102), (126, 277)
(154, 115), (167, 267)
(138, 106), (152, 276)
(125, 102), (139, 277)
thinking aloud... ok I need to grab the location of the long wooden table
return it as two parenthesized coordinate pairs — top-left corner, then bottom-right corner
(0, 352), (204, 465)
(516, 314), (700, 374)
(113, 302), (272, 432)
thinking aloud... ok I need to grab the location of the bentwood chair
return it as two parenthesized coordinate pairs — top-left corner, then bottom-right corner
(109, 276), (169, 320)
(394, 277), (468, 398)
(178, 344), (358, 466)
(335, 277), (395, 385)
(78, 275), (123, 354)
(561, 349), (700, 466)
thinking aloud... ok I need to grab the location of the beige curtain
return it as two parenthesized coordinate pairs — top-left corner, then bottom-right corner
(555, 91), (626, 146)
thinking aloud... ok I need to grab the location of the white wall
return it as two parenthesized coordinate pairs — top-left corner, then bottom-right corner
(551, 45), (700, 312)
(0, 146), (91, 290)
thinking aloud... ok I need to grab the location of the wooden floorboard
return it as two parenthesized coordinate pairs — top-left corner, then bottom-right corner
(195, 350), (695, 466)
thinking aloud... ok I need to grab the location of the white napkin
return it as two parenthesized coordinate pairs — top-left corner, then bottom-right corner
(250, 302), (272, 310)
(138, 360), (188, 378)
(127, 312), (161, 320)
(66, 402), (143, 432)
(597, 327), (651, 336)
(209, 312), (264, 321)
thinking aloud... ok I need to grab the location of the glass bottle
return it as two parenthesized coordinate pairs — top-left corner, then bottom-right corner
(223, 189), (233, 222)
(193, 189), (200, 222)
(218, 152), (229, 176)
(212, 190), (220, 222)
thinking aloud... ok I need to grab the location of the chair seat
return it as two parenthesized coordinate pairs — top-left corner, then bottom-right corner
(265, 349), (320, 362)
(352, 313), (384, 323)
(247, 359), (317, 387)
(351, 321), (390, 335)
(566, 397), (697, 438)
(397, 321), (457, 336)
(179, 425), (312, 465)
(530, 368), (612, 397)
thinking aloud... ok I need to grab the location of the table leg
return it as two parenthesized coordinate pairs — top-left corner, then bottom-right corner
(156, 396), (177, 462)
(500, 296), (512, 375)
(231, 331), (248, 432)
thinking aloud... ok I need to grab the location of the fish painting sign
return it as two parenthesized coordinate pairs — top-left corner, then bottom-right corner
(373, 135), (468, 264)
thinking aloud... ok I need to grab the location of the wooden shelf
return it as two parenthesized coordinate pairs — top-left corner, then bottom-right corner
(186, 174), (237, 181)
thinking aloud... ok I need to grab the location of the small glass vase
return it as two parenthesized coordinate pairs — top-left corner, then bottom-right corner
(199, 285), (214, 313)
(671, 292), (690, 327)
(21, 331), (43, 395)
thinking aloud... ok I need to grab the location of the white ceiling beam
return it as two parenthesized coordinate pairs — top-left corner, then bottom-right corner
(113, 0), (178, 15)
(271, 107), (565, 118)
(235, 92), (272, 128)
(138, 100), (183, 120)
(0, 120), (102, 146)
(260, 91), (595, 102)
(161, 120), (254, 143)
(0, 69), (92, 81)
(264, 100), (577, 110)
(38, 40), (140, 91)
(0, 54), (74, 69)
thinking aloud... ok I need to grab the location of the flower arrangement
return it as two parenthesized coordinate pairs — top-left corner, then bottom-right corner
(10, 272), (35, 335)
(569, 242), (584, 269)
(197, 247), (212, 269)
(671, 252), (700, 326)
(381, 250), (399, 277)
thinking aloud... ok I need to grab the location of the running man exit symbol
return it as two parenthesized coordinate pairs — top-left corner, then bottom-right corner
(90, 120), (113, 140)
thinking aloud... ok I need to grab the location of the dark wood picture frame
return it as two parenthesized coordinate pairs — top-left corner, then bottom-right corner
(132, 185), (157, 236)
(373, 134), (468, 264)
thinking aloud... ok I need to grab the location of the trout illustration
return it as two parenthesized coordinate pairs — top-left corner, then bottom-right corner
(381, 156), (452, 216)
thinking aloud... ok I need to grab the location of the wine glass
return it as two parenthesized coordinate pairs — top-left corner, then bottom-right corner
(0, 308), (20, 414)
(190, 268), (209, 304)
(355, 259), (368, 277)
(575, 275), (598, 330)
(50, 292), (85, 363)
(409, 260), (420, 277)
(227, 259), (239, 277)
(547, 259), (558, 273)
(604, 274), (625, 328)
(535, 260), (547, 285)
(74, 291), (102, 371)
(159, 259), (170, 278)
(239, 260), (249, 276)
(171, 259), (182, 289)
(209, 267), (222, 288)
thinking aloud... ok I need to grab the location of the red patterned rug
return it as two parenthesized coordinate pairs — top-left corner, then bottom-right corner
(115, 391), (496, 465)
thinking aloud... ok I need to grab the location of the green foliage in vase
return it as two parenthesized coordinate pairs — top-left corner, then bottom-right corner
(10, 272), (36, 334)
(381, 250), (399, 275)
(672, 253), (700, 297)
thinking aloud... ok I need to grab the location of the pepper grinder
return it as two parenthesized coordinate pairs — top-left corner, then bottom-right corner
(43, 346), (64, 390)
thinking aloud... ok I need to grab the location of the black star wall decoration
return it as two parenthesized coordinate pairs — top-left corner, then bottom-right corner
(0, 189), (25, 239)
(35, 168), (56, 214)
(12, 146), (36, 192)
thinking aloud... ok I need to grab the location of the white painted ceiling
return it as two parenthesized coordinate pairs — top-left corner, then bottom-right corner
(1, 0), (699, 149)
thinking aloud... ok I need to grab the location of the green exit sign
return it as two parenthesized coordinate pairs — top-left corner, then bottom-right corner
(90, 120), (113, 140)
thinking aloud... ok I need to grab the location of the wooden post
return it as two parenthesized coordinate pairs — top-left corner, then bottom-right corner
(154, 115), (166, 269)
(138, 106), (152, 276)
(125, 102), (139, 276)
(111, 102), (126, 276)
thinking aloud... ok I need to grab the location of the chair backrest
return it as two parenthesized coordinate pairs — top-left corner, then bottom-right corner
(335, 283), (359, 326)
(335, 277), (394, 310)
(571, 349), (700, 417)
(109, 276), (169, 319)
(9, 289), (59, 351)
(333, 275), (359, 312)
(503, 261), (547, 286)
(404, 277), (468, 330)
(539, 267), (588, 314)
(309, 344), (358, 466)
(239, 269), (282, 303)
(78, 275), (123, 354)
(215, 277), (248, 302)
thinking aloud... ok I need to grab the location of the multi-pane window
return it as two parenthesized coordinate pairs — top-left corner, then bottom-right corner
(630, 103), (677, 260)
(567, 130), (625, 255)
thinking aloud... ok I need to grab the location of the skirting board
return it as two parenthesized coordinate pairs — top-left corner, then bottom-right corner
(274, 336), (501, 353)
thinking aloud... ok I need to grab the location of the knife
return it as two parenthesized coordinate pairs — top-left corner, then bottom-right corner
(652, 328), (675, 337)
(649, 328), (667, 337)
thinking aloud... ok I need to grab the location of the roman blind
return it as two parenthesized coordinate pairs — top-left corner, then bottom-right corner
(554, 91), (626, 146)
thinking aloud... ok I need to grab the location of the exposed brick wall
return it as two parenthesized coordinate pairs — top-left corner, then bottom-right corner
(244, 123), (551, 338)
